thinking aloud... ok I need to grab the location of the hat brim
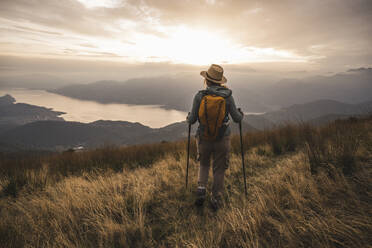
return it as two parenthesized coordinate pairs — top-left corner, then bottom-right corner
(200, 71), (227, 84)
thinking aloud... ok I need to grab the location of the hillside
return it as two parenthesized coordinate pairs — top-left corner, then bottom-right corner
(0, 94), (65, 134)
(0, 116), (371, 247)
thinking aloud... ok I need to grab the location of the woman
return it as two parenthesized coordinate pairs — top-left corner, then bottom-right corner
(187, 64), (243, 210)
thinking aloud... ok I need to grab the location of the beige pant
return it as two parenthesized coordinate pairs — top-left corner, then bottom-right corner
(197, 135), (230, 197)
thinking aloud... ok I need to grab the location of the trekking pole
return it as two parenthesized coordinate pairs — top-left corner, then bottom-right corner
(186, 122), (191, 189)
(239, 121), (248, 197)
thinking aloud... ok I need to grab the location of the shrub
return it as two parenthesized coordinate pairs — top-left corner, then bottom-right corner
(304, 117), (366, 176)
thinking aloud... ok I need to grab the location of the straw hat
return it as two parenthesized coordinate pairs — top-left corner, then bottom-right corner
(200, 64), (227, 84)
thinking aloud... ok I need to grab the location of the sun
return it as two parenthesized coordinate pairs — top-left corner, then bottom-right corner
(76, 0), (121, 8)
(134, 26), (249, 65)
(163, 27), (236, 65)
(78, 26), (307, 65)
(130, 26), (307, 65)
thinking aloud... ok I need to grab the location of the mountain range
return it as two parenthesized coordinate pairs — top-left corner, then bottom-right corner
(259, 99), (372, 124)
(0, 93), (371, 151)
(49, 68), (372, 113)
(264, 68), (372, 108)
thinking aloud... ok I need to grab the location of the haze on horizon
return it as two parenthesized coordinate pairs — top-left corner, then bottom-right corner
(0, 0), (372, 83)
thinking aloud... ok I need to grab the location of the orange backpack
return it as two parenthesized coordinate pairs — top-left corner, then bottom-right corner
(198, 93), (227, 141)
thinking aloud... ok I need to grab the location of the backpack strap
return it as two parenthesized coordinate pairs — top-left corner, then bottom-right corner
(203, 97), (211, 136)
(198, 89), (208, 97)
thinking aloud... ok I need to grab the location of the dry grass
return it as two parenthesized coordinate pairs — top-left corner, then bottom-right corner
(0, 141), (194, 197)
(0, 116), (371, 247)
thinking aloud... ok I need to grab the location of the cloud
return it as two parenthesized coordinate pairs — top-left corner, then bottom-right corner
(120, 0), (372, 66)
(13, 25), (62, 35)
(0, 0), (122, 37)
(78, 51), (125, 58)
(79, 43), (97, 48)
(0, 0), (371, 70)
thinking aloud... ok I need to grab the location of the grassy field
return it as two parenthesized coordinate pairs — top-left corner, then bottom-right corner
(0, 117), (371, 247)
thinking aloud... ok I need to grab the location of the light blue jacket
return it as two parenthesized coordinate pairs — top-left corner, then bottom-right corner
(187, 85), (243, 136)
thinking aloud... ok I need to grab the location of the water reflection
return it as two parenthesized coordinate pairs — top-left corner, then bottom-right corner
(0, 89), (187, 128)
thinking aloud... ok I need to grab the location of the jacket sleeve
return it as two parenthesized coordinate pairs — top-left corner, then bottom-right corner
(186, 92), (202, 124)
(227, 95), (243, 123)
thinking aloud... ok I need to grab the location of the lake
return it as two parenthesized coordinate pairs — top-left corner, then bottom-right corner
(0, 89), (187, 128)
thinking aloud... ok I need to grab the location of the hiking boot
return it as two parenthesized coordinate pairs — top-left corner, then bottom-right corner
(195, 187), (206, 207)
(210, 195), (223, 211)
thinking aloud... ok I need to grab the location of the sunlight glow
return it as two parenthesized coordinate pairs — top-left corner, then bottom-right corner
(111, 26), (308, 65)
(0, 18), (308, 65)
(76, 0), (121, 8)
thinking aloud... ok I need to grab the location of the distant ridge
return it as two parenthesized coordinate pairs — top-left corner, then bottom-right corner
(347, 67), (372, 73)
(49, 68), (372, 113)
(252, 99), (372, 126)
(0, 120), (256, 151)
(0, 94), (65, 134)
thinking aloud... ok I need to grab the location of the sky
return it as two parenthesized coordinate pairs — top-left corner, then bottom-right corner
(0, 0), (372, 79)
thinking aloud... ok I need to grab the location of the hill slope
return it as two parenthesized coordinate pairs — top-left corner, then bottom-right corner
(0, 116), (371, 247)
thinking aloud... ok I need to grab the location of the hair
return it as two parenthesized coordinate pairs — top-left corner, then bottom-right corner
(204, 79), (221, 87)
